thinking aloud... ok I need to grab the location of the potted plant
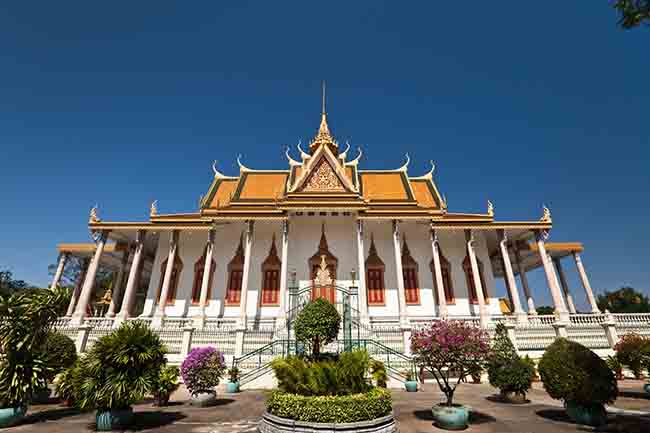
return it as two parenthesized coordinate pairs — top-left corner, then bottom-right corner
(487, 323), (535, 403)
(33, 330), (78, 403)
(539, 338), (617, 427)
(606, 355), (625, 380)
(181, 347), (226, 407)
(73, 321), (167, 431)
(226, 367), (240, 393)
(404, 369), (417, 392)
(410, 320), (491, 430)
(53, 365), (77, 407)
(0, 287), (70, 428)
(614, 333), (650, 380)
(369, 359), (388, 388)
(152, 366), (180, 407)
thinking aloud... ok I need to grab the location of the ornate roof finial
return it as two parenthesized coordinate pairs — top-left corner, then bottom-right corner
(540, 204), (552, 223)
(487, 200), (494, 217)
(150, 200), (158, 218)
(309, 81), (338, 154)
(322, 80), (326, 116)
(285, 146), (301, 166)
(237, 154), (251, 172)
(89, 205), (100, 224)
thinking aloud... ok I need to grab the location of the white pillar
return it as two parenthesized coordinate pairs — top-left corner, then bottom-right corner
(71, 230), (108, 325)
(392, 220), (408, 327)
(66, 258), (90, 317)
(116, 230), (146, 323)
(573, 252), (600, 313)
(513, 244), (536, 315)
(465, 230), (488, 327)
(429, 227), (447, 318)
(553, 257), (577, 314)
(106, 248), (130, 318)
(497, 230), (526, 322)
(238, 221), (254, 329)
(355, 220), (369, 321)
(198, 229), (216, 317)
(535, 231), (569, 322)
(155, 230), (179, 321)
(50, 252), (69, 289)
(278, 220), (290, 320)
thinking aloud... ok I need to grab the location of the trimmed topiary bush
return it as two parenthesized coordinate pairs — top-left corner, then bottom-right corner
(39, 331), (77, 381)
(181, 347), (226, 396)
(293, 298), (340, 358)
(266, 387), (392, 423)
(539, 338), (617, 406)
(614, 333), (650, 379)
(487, 324), (534, 399)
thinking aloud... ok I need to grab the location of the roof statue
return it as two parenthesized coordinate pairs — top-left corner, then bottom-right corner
(150, 200), (158, 218)
(540, 205), (552, 223)
(89, 205), (100, 224)
(487, 200), (494, 217)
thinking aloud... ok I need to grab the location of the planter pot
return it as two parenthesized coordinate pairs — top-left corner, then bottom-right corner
(226, 382), (240, 393)
(259, 411), (398, 433)
(190, 391), (217, 407)
(404, 381), (418, 392)
(95, 407), (134, 431)
(0, 406), (27, 428)
(564, 401), (607, 427)
(431, 403), (469, 430)
(499, 390), (527, 404)
(154, 394), (171, 407)
(643, 383), (650, 396)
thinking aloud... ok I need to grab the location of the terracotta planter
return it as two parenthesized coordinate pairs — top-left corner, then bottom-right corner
(96, 407), (134, 431)
(0, 406), (27, 428)
(431, 403), (469, 430)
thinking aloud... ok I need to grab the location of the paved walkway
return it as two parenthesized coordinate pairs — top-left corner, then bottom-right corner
(13, 381), (650, 433)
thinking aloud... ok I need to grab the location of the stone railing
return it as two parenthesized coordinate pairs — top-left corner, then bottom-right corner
(52, 312), (650, 363)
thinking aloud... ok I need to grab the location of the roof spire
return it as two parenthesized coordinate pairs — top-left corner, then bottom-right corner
(310, 81), (337, 154)
(322, 80), (326, 115)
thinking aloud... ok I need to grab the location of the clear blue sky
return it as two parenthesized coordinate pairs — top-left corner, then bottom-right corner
(1, 2), (648, 309)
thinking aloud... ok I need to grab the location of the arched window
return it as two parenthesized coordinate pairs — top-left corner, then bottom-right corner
(430, 247), (454, 304)
(225, 234), (245, 305)
(309, 225), (337, 303)
(191, 244), (216, 304)
(463, 254), (489, 304)
(401, 238), (420, 304)
(260, 234), (282, 306)
(365, 234), (385, 305)
(156, 250), (183, 306)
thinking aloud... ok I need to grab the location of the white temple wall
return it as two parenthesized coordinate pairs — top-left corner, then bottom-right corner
(363, 220), (400, 318)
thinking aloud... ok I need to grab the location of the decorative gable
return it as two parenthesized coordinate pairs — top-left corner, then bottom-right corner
(303, 158), (346, 192)
(288, 142), (358, 194)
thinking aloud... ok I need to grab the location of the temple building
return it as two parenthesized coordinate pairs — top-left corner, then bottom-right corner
(51, 90), (614, 365)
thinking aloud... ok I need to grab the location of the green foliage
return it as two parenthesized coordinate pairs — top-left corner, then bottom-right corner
(0, 270), (31, 296)
(536, 306), (555, 315)
(614, 333), (650, 378)
(606, 354), (624, 378)
(486, 323), (534, 395)
(271, 350), (370, 396)
(152, 366), (179, 405)
(0, 286), (71, 407)
(539, 338), (617, 405)
(73, 321), (167, 410)
(38, 331), (77, 381)
(369, 359), (387, 388)
(293, 298), (340, 358)
(490, 323), (517, 362)
(597, 287), (650, 313)
(266, 388), (392, 423)
(54, 365), (76, 403)
(228, 367), (240, 383)
(614, 0), (650, 29)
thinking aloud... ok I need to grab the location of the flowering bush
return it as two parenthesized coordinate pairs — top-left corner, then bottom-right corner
(614, 333), (650, 378)
(410, 320), (490, 406)
(181, 347), (226, 396)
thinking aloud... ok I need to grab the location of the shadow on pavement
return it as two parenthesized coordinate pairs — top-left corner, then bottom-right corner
(22, 407), (82, 424)
(485, 394), (530, 404)
(618, 390), (650, 400)
(124, 411), (187, 431)
(536, 409), (650, 433)
(213, 398), (236, 406)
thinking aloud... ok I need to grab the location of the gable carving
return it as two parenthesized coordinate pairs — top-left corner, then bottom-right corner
(303, 158), (346, 192)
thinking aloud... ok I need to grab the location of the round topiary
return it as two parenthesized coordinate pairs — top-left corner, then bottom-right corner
(181, 347), (226, 396)
(293, 298), (341, 358)
(39, 331), (77, 380)
(538, 338), (617, 405)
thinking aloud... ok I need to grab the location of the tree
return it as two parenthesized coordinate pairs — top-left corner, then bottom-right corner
(536, 305), (555, 315)
(293, 298), (340, 359)
(614, 0), (650, 28)
(597, 287), (650, 313)
(0, 270), (31, 297)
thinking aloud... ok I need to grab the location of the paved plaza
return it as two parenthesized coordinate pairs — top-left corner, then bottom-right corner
(12, 381), (650, 433)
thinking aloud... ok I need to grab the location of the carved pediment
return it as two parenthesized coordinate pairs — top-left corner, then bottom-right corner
(303, 158), (346, 192)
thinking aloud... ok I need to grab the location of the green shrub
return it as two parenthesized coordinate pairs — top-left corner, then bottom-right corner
(539, 338), (617, 405)
(228, 367), (240, 383)
(73, 321), (167, 410)
(293, 298), (340, 358)
(53, 365), (76, 404)
(266, 388), (392, 423)
(614, 333), (650, 378)
(152, 366), (179, 406)
(606, 354), (624, 379)
(271, 350), (370, 396)
(369, 359), (387, 388)
(39, 331), (77, 381)
(487, 324), (534, 395)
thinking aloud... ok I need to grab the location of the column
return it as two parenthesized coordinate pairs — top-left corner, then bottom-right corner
(278, 220), (290, 320)
(65, 258), (90, 317)
(573, 252), (600, 313)
(497, 230), (526, 322)
(355, 220), (369, 321)
(198, 229), (216, 316)
(116, 230), (146, 322)
(513, 243), (536, 314)
(535, 230), (569, 321)
(465, 230), (488, 327)
(106, 248), (130, 317)
(50, 252), (69, 289)
(553, 257), (577, 314)
(238, 221), (254, 328)
(392, 220), (408, 327)
(71, 230), (108, 325)
(429, 227), (447, 318)
(154, 230), (179, 321)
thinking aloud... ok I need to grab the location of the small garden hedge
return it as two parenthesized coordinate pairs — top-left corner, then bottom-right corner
(266, 388), (392, 423)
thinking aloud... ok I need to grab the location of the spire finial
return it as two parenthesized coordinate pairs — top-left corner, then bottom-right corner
(322, 80), (326, 115)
